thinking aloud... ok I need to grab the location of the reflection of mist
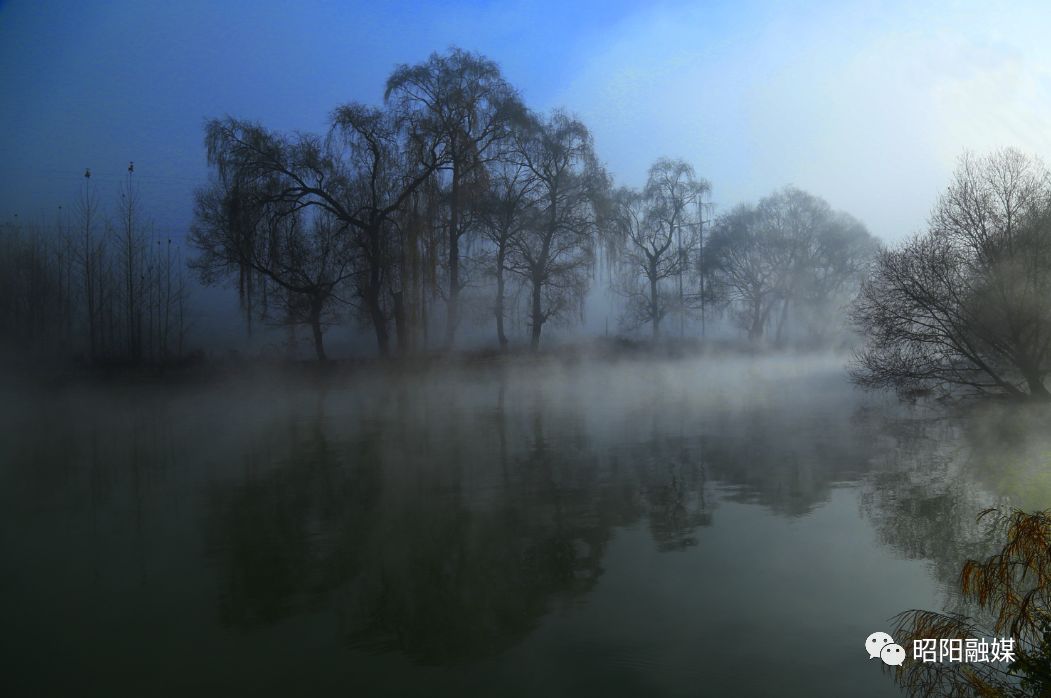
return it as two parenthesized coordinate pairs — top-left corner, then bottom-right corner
(859, 404), (1051, 617)
(191, 354), (889, 660)
(3, 352), (999, 692)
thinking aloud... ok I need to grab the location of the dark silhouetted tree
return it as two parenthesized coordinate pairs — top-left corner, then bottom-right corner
(708, 187), (875, 344)
(506, 111), (607, 350)
(478, 154), (538, 349)
(196, 103), (443, 356)
(192, 178), (353, 361)
(853, 149), (1051, 400)
(643, 158), (709, 336)
(385, 48), (523, 349)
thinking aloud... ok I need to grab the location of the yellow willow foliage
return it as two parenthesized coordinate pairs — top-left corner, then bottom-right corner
(893, 509), (1051, 698)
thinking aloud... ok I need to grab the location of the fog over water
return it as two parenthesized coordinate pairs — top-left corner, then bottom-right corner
(4, 354), (1047, 696)
(6, 3), (1051, 696)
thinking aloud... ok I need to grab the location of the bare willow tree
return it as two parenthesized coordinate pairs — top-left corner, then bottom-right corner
(478, 153), (539, 349)
(507, 110), (607, 350)
(194, 101), (443, 356)
(611, 186), (679, 336)
(760, 188), (875, 345)
(705, 203), (782, 342)
(391, 172), (444, 353)
(853, 150), (1051, 400)
(643, 158), (709, 335)
(385, 48), (523, 348)
(610, 159), (708, 338)
(328, 104), (445, 353)
(708, 187), (875, 344)
(191, 180), (353, 361)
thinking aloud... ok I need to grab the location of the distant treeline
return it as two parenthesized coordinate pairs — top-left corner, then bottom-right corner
(5, 51), (1044, 403)
(189, 47), (879, 361)
(0, 48), (880, 366)
(0, 164), (187, 366)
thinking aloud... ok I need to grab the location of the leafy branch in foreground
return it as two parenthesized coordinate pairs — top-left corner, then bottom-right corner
(893, 509), (1051, 697)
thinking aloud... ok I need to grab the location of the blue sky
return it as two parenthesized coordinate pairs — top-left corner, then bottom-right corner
(3, 0), (1051, 243)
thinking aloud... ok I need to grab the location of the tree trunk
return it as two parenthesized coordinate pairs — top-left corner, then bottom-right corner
(530, 274), (543, 351)
(650, 268), (660, 339)
(125, 234), (135, 361)
(495, 245), (508, 350)
(749, 300), (766, 343)
(310, 304), (327, 362)
(84, 239), (96, 362)
(775, 296), (790, 347)
(368, 292), (389, 357)
(445, 161), (461, 349)
(699, 270), (706, 338)
(366, 224), (389, 357)
(1022, 365), (1050, 400)
(406, 204), (420, 355)
(392, 290), (406, 354)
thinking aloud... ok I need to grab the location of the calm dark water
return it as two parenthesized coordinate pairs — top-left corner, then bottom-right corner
(2, 355), (1047, 696)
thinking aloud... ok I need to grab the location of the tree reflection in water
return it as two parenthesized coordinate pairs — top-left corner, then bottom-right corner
(202, 384), (721, 664)
(6, 356), (1014, 695)
(857, 404), (1051, 697)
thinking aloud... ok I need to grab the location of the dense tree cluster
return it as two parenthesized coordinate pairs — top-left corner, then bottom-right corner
(0, 167), (187, 365)
(0, 48), (880, 365)
(706, 187), (878, 346)
(190, 48), (876, 360)
(852, 149), (1051, 400)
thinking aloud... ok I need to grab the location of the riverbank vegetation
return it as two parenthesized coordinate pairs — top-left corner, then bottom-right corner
(4, 49), (1051, 407)
(0, 48), (878, 370)
(893, 508), (1051, 697)
(852, 150), (1051, 402)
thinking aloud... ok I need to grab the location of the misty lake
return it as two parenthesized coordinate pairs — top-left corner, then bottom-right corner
(3, 354), (1048, 696)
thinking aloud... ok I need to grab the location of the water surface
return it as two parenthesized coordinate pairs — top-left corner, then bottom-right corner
(2, 355), (1044, 696)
